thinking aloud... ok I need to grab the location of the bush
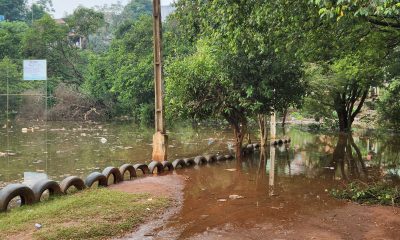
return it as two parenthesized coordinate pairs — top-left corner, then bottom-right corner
(330, 182), (400, 206)
(378, 79), (400, 128)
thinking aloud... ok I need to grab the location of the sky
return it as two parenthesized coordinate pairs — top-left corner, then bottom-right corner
(29, 0), (174, 18)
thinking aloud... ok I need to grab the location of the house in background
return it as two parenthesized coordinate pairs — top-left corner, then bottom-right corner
(54, 18), (83, 49)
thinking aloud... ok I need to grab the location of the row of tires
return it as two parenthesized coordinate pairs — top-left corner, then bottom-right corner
(0, 154), (234, 212)
(243, 139), (291, 153)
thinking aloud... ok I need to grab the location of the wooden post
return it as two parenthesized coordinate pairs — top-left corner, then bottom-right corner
(152, 0), (168, 161)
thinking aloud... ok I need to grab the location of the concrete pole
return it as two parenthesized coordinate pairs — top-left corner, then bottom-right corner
(270, 111), (276, 140)
(152, 0), (168, 161)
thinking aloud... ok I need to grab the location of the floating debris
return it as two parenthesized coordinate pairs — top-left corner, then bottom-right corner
(229, 194), (244, 200)
(100, 137), (107, 144)
(225, 168), (237, 172)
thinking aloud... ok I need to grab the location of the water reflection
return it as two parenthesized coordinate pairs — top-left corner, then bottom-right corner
(1, 122), (400, 188)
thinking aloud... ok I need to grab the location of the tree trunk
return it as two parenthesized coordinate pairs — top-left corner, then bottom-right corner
(281, 108), (288, 128)
(232, 120), (247, 161)
(257, 114), (268, 147)
(335, 89), (369, 132)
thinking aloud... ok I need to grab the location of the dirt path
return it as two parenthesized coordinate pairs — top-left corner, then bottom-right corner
(111, 174), (186, 240)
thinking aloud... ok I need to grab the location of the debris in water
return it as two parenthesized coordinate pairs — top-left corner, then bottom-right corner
(100, 137), (107, 144)
(225, 168), (237, 172)
(229, 195), (244, 200)
(217, 199), (227, 202)
(35, 223), (42, 230)
(323, 167), (335, 170)
(0, 152), (16, 157)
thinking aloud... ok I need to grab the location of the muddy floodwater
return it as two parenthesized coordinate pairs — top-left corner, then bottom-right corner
(1, 121), (399, 188)
(123, 161), (400, 240)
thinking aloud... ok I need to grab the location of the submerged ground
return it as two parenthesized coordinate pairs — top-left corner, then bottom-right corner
(1, 121), (400, 239)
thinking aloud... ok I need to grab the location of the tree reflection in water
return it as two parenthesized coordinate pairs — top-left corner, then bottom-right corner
(327, 133), (368, 181)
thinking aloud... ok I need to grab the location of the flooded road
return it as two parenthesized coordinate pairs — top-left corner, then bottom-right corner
(123, 151), (400, 240)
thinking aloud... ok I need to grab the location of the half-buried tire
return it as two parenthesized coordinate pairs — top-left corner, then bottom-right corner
(172, 159), (186, 169)
(60, 176), (86, 194)
(32, 179), (62, 202)
(119, 164), (137, 180)
(134, 163), (150, 175)
(148, 161), (164, 174)
(183, 158), (195, 166)
(0, 184), (35, 212)
(205, 155), (217, 163)
(162, 161), (174, 171)
(216, 155), (227, 161)
(85, 172), (108, 188)
(102, 167), (123, 184)
(194, 156), (207, 165)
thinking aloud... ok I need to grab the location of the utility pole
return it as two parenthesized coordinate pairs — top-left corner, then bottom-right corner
(152, 0), (168, 161)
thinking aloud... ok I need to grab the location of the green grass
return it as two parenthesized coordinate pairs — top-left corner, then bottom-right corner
(0, 188), (169, 240)
(330, 181), (400, 206)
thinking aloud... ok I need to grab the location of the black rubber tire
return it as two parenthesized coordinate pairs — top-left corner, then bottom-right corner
(273, 141), (278, 145)
(32, 179), (62, 202)
(278, 139), (284, 145)
(102, 167), (123, 184)
(204, 155), (217, 163)
(172, 159), (186, 169)
(216, 155), (227, 161)
(183, 158), (195, 166)
(85, 172), (108, 188)
(148, 161), (164, 174)
(60, 176), (86, 194)
(253, 143), (260, 149)
(0, 184), (35, 212)
(194, 156), (207, 165)
(162, 161), (174, 171)
(134, 163), (150, 174)
(119, 164), (137, 180)
(225, 154), (234, 160)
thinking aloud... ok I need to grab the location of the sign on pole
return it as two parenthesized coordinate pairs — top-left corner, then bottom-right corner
(0, 15), (5, 22)
(23, 60), (47, 80)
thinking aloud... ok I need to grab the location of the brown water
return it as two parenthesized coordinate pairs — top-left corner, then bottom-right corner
(124, 141), (400, 240)
(0, 121), (399, 188)
(0, 121), (233, 187)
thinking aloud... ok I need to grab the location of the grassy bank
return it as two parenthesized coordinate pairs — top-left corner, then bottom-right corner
(330, 182), (400, 207)
(0, 188), (169, 240)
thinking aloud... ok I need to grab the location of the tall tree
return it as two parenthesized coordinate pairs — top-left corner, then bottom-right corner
(67, 7), (105, 49)
(0, 21), (28, 59)
(0, 0), (26, 21)
(23, 14), (86, 85)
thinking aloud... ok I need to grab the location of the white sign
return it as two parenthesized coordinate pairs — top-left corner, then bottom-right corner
(23, 60), (47, 80)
